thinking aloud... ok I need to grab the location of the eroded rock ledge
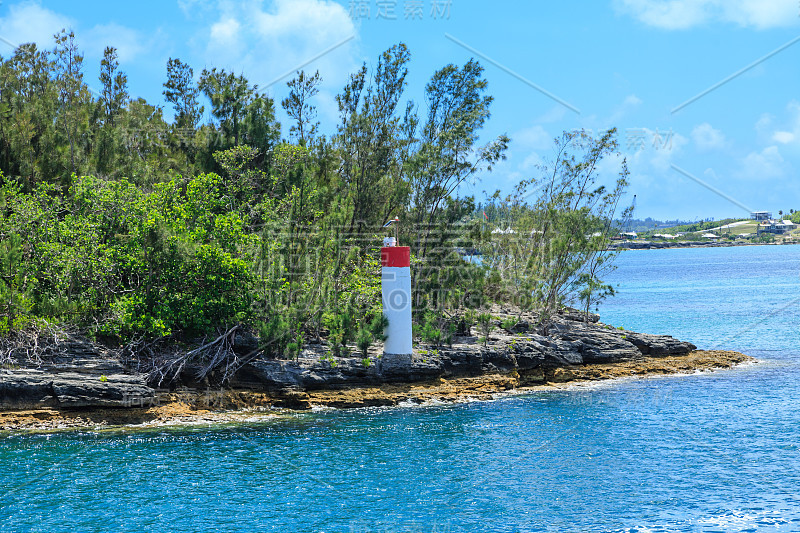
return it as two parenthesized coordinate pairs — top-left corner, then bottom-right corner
(229, 318), (699, 392)
(0, 315), (754, 431)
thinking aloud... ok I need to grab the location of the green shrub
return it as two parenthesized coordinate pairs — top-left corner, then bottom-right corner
(325, 304), (357, 357)
(321, 352), (338, 367)
(463, 309), (477, 330)
(284, 331), (304, 360)
(419, 321), (442, 346)
(500, 317), (517, 333)
(356, 327), (373, 358)
(369, 314), (388, 342)
(444, 322), (457, 347)
(477, 313), (493, 346)
(258, 314), (293, 358)
(418, 311), (457, 347)
(353, 314), (389, 357)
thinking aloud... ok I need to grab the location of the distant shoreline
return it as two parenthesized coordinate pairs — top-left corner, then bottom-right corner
(609, 240), (798, 251)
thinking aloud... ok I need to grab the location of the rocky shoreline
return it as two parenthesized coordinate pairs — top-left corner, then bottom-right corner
(609, 240), (797, 250)
(0, 313), (754, 433)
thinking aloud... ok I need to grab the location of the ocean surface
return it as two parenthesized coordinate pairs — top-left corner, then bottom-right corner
(2, 245), (799, 532)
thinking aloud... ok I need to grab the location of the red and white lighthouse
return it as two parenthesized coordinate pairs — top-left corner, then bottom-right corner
(381, 237), (412, 355)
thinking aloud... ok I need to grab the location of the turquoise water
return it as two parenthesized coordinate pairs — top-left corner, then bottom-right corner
(2, 245), (799, 532)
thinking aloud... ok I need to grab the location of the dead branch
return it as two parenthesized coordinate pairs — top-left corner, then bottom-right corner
(0, 322), (72, 367)
(123, 325), (262, 387)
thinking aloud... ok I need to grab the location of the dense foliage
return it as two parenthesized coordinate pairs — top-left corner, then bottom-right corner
(0, 32), (630, 360)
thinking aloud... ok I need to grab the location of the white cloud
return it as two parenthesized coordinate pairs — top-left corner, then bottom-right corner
(618, 128), (688, 207)
(0, 1), (73, 50)
(199, 0), (358, 92)
(614, 0), (798, 30)
(595, 150), (630, 183)
(209, 17), (242, 49)
(773, 131), (795, 144)
(577, 95), (643, 138)
(82, 23), (150, 64)
(313, 90), (342, 132)
(754, 113), (776, 146)
(534, 105), (568, 124)
(766, 100), (800, 147)
(702, 167), (719, 181)
(691, 122), (726, 151)
(721, 0), (797, 29)
(623, 94), (643, 106)
(520, 152), (543, 171)
(0, 1), (153, 66)
(178, 0), (216, 19)
(737, 145), (786, 179)
(606, 94), (643, 124)
(492, 124), (552, 182)
(514, 124), (553, 152)
(187, 0), (361, 133)
(647, 130), (688, 171)
(614, 0), (709, 29)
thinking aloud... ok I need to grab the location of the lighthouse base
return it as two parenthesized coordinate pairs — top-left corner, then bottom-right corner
(381, 266), (413, 355)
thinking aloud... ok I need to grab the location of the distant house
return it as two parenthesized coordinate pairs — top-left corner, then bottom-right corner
(701, 233), (720, 239)
(757, 220), (797, 235)
(751, 211), (772, 221)
(653, 233), (676, 239)
(620, 231), (638, 239)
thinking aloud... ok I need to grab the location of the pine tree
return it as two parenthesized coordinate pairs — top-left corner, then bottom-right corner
(99, 46), (128, 126)
(163, 57), (203, 129)
(53, 29), (85, 176)
(282, 70), (321, 145)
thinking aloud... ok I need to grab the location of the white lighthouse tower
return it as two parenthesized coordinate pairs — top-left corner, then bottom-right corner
(381, 237), (412, 355)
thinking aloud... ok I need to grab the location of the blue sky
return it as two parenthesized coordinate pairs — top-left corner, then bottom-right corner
(1, 0), (799, 220)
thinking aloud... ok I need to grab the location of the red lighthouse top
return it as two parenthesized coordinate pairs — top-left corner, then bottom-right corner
(381, 246), (410, 268)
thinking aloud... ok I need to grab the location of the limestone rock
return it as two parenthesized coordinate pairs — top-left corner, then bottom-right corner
(623, 331), (696, 356)
(0, 369), (155, 409)
(0, 316), (701, 409)
(232, 331), (260, 356)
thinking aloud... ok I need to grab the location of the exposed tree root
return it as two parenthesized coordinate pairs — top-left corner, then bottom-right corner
(123, 325), (262, 387)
